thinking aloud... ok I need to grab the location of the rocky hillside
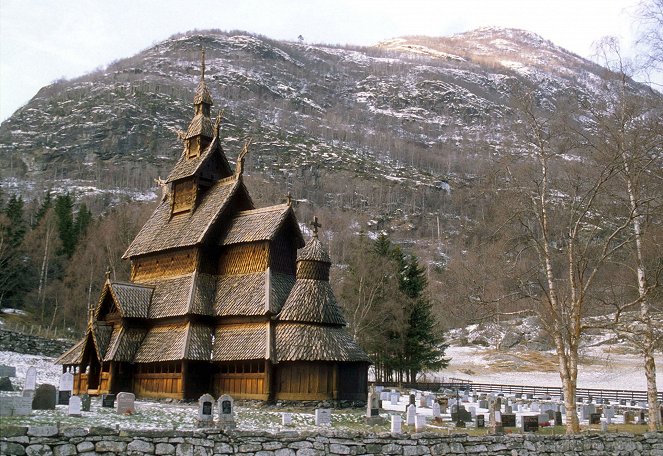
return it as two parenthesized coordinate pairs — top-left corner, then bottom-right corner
(0, 27), (655, 263)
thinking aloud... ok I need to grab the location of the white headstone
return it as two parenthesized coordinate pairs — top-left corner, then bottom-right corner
(197, 394), (215, 426)
(12, 397), (32, 416)
(315, 408), (332, 426)
(415, 415), (426, 432)
(116, 392), (136, 415)
(406, 404), (416, 425)
(390, 392), (400, 405)
(282, 412), (292, 426)
(217, 394), (236, 428)
(59, 372), (74, 391)
(426, 395), (434, 408)
(381, 391), (390, 402)
(390, 414), (402, 434)
(24, 367), (37, 391)
(68, 396), (82, 417)
(375, 385), (384, 393)
(432, 402), (441, 418)
(0, 365), (16, 377)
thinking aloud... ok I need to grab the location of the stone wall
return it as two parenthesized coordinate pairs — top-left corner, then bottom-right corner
(0, 329), (73, 357)
(1, 426), (662, 456)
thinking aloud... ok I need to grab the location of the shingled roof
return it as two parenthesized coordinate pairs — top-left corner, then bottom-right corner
(104, 326), (147, 362)
(218, 204), (304, 246)
(148, 274), (196, 319)
(297, 236), (331, 263)
(212, 324), (267, 361)
(133, 322), (212, 363)
(123, 177), (246, 258)
(166, 136), (232, 183)
(55, 337), (86, 365)
(275, 323), (371, 363)
(214, 271), (295, 316)
(95, 281), (153, 320)
(278, 279), (346, 325)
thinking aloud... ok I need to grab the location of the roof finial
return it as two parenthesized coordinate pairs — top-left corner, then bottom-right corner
(235, 138), (251, 176)
(310, 216), (321, 238)
(215, 109), (224, 136)
(105, 267), (111, 281)
(201, 47), (206, 81)
(286, 192), (293, 206)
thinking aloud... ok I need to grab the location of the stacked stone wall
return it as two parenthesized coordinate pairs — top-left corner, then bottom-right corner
(0, 329), (73, 357)
(2, 426), (662, 455)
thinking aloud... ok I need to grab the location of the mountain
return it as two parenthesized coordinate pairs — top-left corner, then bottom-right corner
(0, 27), (654, 268)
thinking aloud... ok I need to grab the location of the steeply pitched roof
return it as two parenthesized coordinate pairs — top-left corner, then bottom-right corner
(184, 113), (214, 140)
(297, 236), (331, 263)
(275, 323), (371, 363)
(106, 281), (153, 319)
(212, 324), (267, 361)
(166, 136), (232, 183)
(123, 177), (243, 258)
(218, 204), (304, 246)
(91, 322), (114, 360)
(104, 326), (146, 362)
(55, 337), (86, 365)
(148, 274), (195, 319)
(133, 322), (211, 363)
(278, 279), (346, 325)
(214, 271), (295, 316)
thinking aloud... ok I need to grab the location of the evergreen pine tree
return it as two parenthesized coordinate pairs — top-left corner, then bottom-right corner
(33, 191), (52, 228)
(3, 194), (26, 247)
(74, 203), (93, 240)
(54, 193), (76, 258)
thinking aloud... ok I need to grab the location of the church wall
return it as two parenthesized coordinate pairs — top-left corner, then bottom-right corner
(172, 179), (197, 213)
(133, 361), (184, 399)
(269, 231), (297, 275)
(273, 361), (336, 401)
(212, 360), (269, 400)
(218, 242), (268, 275)
(338, 363), (369, 401)
(131, 248), (199, 283)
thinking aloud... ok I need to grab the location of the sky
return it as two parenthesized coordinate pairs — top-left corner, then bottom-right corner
(0, 0), (650, 122)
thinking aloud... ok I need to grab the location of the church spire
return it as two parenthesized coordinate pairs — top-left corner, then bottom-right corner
(183, 46), (214, 157)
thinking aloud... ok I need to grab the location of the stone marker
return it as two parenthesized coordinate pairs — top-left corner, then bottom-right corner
(538, 413), (550, 425)
(365, 390), (385, 424)
(81, 394), (91, 412)
(555, 411), (563, 426)
(68, 395), (82, 416)
(419, 396), (427, 408)
(523, 415), (539, 432)
(531, 402), (540, 413)
(101, 393), (115, 408)
(479, 400), (489, 409)
(0, 396), (32, 416)
(432, 402), (441, 421)
(32, 384), (56, 410)
(501, 413), (516, 428)
(409, 393), (416, 405)
(390, 392), (399, 405)
(197, 393), (215, 427)
(415, 415), (426, 432)
(282, 412), (292, 426)
(315, 408), (332, 427)
(426, 395), (434, 408)
(24, 366), (37, 393)
(406, 404), (416, 426)
(623, 410), (634, 424)
(380, 391), (390, 402)
(0, 365), (16, 377)
(218, 394), (236, 428)
(391, 414), (402, 434)
(0, 396), (13, 416)
(476, 415), (485, 428)
(116, 392), (136, 415)
(0, 376), (13, 392)
(601, 419), (608, 432)
(58, 372), (74, 404)
(451, 404), (472, 423)
(375, 385), (384, 393)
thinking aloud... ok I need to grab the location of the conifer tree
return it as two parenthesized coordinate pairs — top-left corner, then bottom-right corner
(54, 193), (76, 258)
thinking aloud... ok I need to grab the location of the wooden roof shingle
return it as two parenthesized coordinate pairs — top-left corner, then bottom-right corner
(104, 326), (147, 362)
(218, 204), (304, 246)
(166, 136), (232, 183)
(214, 272), (266, 316)
(148, 274), (195, 319)
(133, 324), (188, 363)
(275, 323), (371, 363)
(55, 337), (85, 365)
(108, 281), (153, 318)
(297, 236), (331, 263)
(212, 324), (267, 361)
(123, 177), (243, 258)
(278, 279), (346, 325)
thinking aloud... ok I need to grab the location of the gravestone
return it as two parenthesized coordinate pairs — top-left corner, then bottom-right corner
(476, 415), (485, 428)
(619, 399), (626, 406)
(479, 400), (489, 409)
(390, 392), (399, 405)
(315, 408), (332, 427)
(589, 413), (601, 425)
(531, 402), (540, 413)
(116, 392), (135, 415)
(380, 391), (390, 402)
(504, 405), (513, 414)
(638, 410), (647, 425)
(426, 395), (434, 408)
(451, 404), (472, 423)
(523, 415), (539, 432)
(409, 394), (416, 405)
(218, 394), (236, 428)
(432, 402), (441, 420)
(0, 396), (13, 416)
(623, 410), (635, 424)
(101, 393), (115, 408)
(438, 397), (449, 408)
(546, 410), (555, 420)
(197, 393), (215, 427)
(0, 365), (16, 377)
(12, 397), (32, 416)
(68, 396), (82, 417)
(58, 372), (74, 405)
(582, 404), (596, 420)
(415, 415), (426, 432)
(32, 384), (56, 410)
(538, 413), (550, 425)
(391, 414), (402, 434)
(365, 390), (385, 425)
(555, 411), (563, 426)
(282, 412), (292, 426)
(24, 366), (37, 394)
(0, 377), (13, 391)
(604, 406), (615, 419)
(601, 419), (608, 432)
(501, 413), (516, 427)
(406, 404), (416, 426)
(375, 385), (384, 393)
(419, 396), (427, 408)
(81, 394), (91, 412)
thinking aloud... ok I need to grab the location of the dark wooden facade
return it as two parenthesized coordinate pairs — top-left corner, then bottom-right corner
(56, 53), (370, 401)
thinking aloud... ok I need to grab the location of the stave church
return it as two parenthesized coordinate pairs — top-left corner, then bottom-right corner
(56, 51), (371, 401)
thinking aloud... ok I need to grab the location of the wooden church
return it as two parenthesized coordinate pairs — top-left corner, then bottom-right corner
(56, 52), (371, 401)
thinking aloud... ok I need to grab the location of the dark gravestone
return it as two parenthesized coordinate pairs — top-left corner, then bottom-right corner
(588, 395), (593, 403)
(523, 416), (539, 432)
(102, 394), (116, 408)
(409, 394), (416, 405)
(526, 394), (534, 400)
(81, 394), (91, 412)
(555, 411), (563, 426)
(590, 413), (601, 424)
(0, 377), (14, 391)
(515, 393), (522, 399)
(501, 414), (516, 428)
(32, 384), (56, 410)
(476, 415), (485, 428)
(58, 390), (71, 406)
(620, 399), (626, 406)
(451, 405), (472, 422)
